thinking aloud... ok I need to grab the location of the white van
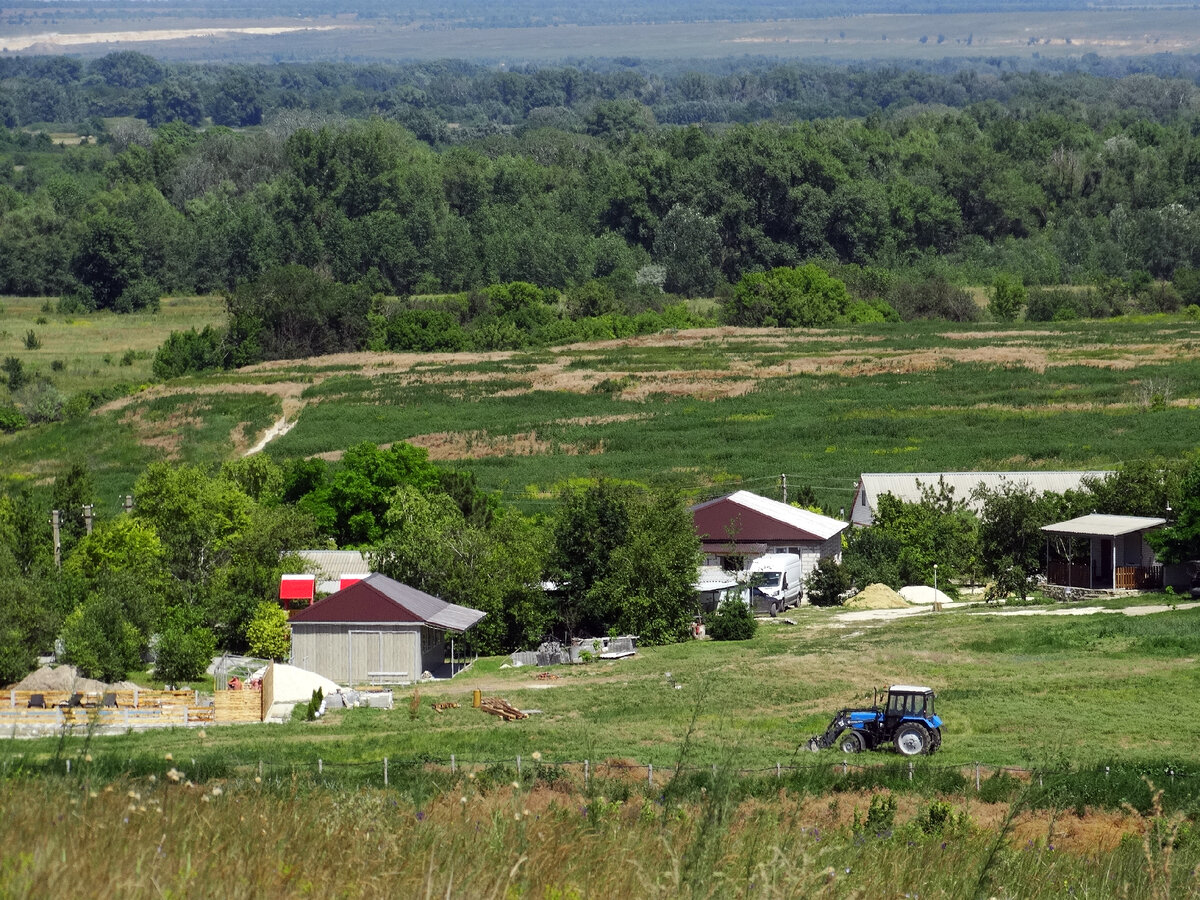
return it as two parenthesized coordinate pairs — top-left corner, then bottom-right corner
(743, 553), (804, 615)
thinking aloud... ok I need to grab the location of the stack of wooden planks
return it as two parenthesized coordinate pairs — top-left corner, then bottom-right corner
(479, 697), (527, 721)
(430, 701), (460, 712)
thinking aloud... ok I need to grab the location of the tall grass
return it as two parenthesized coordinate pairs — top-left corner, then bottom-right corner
(0, 775), (1195, 899)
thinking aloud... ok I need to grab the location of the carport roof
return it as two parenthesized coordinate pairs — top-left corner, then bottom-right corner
(1040, 514), (1166, 538)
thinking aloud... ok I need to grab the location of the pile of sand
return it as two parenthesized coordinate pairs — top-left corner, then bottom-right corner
(843, 583), (910, 610)
(899, 586), (954, 606)
(8, 665), (138, 693)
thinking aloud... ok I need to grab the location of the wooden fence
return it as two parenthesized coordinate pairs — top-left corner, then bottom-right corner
(2, 688), (212, 726)
(213, 689), (263, 724)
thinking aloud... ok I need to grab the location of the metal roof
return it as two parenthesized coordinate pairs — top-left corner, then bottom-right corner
(694, 566), (740, 592)
(854, 471), (1112, 525)
(1041, 514), (1166, 538)
(289, 573), (486, 632)
(297, 550), (371, 579)
(890, 684), (933, 693)
(693, 490), (847, 542)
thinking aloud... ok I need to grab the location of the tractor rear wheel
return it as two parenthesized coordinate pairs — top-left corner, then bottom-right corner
(894, 722), (930, 757)
(839, 732), (865, 754)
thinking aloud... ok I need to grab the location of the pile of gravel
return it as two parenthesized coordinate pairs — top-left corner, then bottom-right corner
(843, 583), (910, 610)
(8, 665), (138, 693)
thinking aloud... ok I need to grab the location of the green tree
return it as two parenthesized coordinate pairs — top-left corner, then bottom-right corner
(989, 274), (1027, 321)
(974, 482), (1076, 598)
(153, 607), (217, 685)
(870, 482), (979, 593)
(72, 213), (145, 311)
(805, 557), (851, 607)
(724, 264), (849, 327)
(245, 601), (292, 661)
(653, 204), (721, 297)
(548, 481), (699, 645)
(1147, 457), (1200, 564)
(373, 486), (550, 655)
(60, 588), (144, 682)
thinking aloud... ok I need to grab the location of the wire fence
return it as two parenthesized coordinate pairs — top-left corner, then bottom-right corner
(10, 751), (1196, 806)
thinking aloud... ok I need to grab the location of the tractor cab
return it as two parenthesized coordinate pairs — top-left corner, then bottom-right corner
(885, 685), (937, 724)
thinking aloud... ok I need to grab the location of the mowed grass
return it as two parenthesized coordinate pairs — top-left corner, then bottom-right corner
(13, 602), (1200, 777)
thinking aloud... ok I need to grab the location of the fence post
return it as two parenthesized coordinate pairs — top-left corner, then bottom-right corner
(517, 755), (521, 777)
(384, 757), (388, 787)
(584, 759), (589, 787)
(258, 760), (263, 779)
(975, 762), (980, 792)
(648, 764), (653, 785)
(318, 758), (323, 776)
(842, 762), (848, 776)
(451, 754), (456, 774)
(712, 763), (717, 776)
(908, 761), (913, 782)
(66, 759), (70, 775)
(776, 762), (781, 780)
(1105, 766), (1109, 778)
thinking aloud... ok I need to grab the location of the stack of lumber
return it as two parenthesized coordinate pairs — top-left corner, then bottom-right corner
(479, 697), (527, 721)
(430, 701), (460, 712)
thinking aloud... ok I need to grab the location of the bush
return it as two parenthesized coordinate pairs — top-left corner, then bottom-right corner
(245, 601), (291, 661)
(806, 557), (851, 606)
(706, 596), (757, 641)
(724, 264), (849, 327)
(23, 329), (41, 350)
(114, 278), (161, 313)
(842, 298), (900, 323)
(152, 326), (228, 380)
(0, 404), (27, 433)
(887, 278), (979, 322)
(60, 594), (144, 682)
(154, 609), (217, 685)
(14, 381), (66, 423)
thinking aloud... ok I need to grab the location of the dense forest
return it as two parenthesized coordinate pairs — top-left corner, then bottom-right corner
(2, 52), (1200, 314)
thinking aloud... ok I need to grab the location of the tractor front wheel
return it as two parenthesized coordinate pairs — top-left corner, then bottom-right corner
(894, 723), (930, 757)
(839, 732), (865, 754)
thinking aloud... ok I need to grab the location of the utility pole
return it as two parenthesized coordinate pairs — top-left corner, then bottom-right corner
(82, 504), (94, 536)
(50, 509), (62, 569)
(781, 473), (787, 505)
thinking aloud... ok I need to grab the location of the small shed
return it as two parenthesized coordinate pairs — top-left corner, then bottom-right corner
(1041, 514), (1166, 591)
(289, 573), (486, 685)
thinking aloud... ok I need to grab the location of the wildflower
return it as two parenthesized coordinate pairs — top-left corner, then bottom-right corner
(166, 768), (183, 783)
(164, 753), (173, 761)
(201, 795), (210, 803)
(467, 772), (475, 780)
(416, 811), (425, 821)
(460, 797), (468, 804)
(84, 754), (92, 763)
(523, 808), (531, 816)
(197, 730), (206, 739)
(514, 813), (521, 821)
(511, 781), (520, 789)
(89, 791), (98, 799)
(531, 751), (542, 762)
(128, 804), (137, 812)
(211, 787), (223, 797)
(147, 775), (157, 783)
(675, 684), (683, 690)
(254, 776), (261, 784)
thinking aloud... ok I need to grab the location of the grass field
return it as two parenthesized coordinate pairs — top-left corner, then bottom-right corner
(4, 308), (1200, 515)
(5, 600), (1200, 898)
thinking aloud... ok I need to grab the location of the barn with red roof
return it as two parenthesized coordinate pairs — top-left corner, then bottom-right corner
(289, 573), (485, 685)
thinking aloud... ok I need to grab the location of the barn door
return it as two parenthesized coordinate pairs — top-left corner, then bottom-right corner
(348, 631), (382, 684)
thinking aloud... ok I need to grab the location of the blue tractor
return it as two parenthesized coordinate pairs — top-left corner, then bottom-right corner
(807, 685), (942, 756)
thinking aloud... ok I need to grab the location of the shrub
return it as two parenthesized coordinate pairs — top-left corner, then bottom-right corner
(245, 601), (291, 661)
(23, 329), (41, 350)
(989, 274), (1026, 321)
(15, 381), (66, 423)
(914, 799), (970, 835)
(725, 264), (849, 327)
(806, 557), (851, 606)
(154, 609), (217, 685)
(706, 595), (757, 641)
(853, 791), (898, 834)
(56, 288), (94, 314)
(114, 278), (161, 313)
(0, 404), (27, 433)
(152, 326), (228, 380)
(3, 356), (27, 392)
(887, 278), (979, 322)
(60, 595), (144, 682)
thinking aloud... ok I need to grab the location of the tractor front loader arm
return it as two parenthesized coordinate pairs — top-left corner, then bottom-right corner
(807, 711), (850, 752)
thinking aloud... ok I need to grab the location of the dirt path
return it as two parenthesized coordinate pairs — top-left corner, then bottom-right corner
(833, 599), (1199, 624)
